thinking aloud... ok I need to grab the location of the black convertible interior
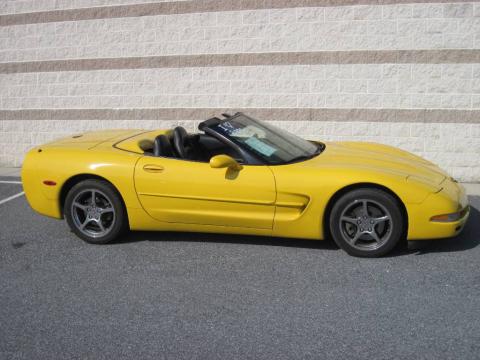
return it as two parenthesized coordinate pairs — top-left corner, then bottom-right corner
(145, 116), (243, 163)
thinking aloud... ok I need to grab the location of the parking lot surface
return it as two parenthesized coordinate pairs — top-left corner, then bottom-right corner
(0, 179), (479, 359)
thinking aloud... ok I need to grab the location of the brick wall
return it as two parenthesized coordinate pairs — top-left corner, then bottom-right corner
(1, 3), (479, 62)
(2, 64), (480, 109)
(0, 0), (479, 181)
(0, 0), (186, 15)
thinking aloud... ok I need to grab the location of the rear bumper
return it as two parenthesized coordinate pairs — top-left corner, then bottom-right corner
(21, 149), (62, 219)
(407, 180), (469, 240)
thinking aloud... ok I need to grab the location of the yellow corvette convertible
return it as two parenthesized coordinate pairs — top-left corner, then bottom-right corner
(21, 112), (469, 257)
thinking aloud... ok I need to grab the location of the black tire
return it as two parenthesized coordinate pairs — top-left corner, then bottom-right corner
(329, 188), (405, 257)
(64, 179), (128, 244)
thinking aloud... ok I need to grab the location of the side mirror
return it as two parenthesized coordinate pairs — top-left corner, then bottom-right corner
(209, 155), (243, 171)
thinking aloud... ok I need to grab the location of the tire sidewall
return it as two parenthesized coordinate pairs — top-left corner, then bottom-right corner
(329, 188), (405, 257)
(64, 179), (127, 244)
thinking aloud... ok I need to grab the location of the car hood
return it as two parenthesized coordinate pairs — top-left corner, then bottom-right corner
(303, 141), (448, 185)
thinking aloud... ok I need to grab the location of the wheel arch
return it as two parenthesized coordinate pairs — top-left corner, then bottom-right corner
(322, 182), (408, 241)
(59, 174), (128, 219)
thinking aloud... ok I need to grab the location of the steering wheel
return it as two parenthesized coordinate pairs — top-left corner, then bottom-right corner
(173, 126), (195, 159)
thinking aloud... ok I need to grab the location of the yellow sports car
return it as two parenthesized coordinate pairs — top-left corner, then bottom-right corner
(21, 112), (469, 257)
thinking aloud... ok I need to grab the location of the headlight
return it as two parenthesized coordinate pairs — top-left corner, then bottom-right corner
(406, 175), (443, 194)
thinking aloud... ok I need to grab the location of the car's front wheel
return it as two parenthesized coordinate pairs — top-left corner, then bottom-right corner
(64, 179), (128, 244)
(329, 188), (405, 257)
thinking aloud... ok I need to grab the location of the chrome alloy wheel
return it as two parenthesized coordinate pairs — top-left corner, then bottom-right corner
(70, 189), (115, 238)
(339, 199), (393, 251)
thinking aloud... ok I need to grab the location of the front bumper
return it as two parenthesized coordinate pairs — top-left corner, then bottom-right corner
(407, 180), (470, 240)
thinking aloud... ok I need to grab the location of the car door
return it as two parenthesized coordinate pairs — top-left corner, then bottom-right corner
(134, 156), (276, 229)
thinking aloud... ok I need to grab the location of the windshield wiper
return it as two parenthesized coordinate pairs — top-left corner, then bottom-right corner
(287, 154), (314, 163)
(287, 143), (325, 164)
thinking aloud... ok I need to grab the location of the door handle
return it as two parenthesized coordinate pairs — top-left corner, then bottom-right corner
(143, 164), (165, 173)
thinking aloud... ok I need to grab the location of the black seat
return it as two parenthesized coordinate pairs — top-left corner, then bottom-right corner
(173, 126), (196, 159)
(153, 134), (174, 157)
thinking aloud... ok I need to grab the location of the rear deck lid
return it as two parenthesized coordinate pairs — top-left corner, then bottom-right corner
(43, 130), (143, 148)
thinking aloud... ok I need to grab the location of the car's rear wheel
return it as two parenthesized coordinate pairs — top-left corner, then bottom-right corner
(329, 188), (405, 257)
(64, 179), (128, 244)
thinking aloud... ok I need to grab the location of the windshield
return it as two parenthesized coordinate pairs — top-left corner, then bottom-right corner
(207, 114), (323, 165)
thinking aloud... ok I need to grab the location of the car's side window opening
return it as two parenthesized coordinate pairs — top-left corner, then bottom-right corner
(196, 133), (244, 163)
(143, 127), (244, 163)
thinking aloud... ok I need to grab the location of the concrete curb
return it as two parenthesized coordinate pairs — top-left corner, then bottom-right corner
(0, 167), (21, 177)
(462, 183), (480, 196)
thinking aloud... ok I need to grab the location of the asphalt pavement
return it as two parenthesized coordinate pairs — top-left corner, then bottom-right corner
(0, 179), (479, 360)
